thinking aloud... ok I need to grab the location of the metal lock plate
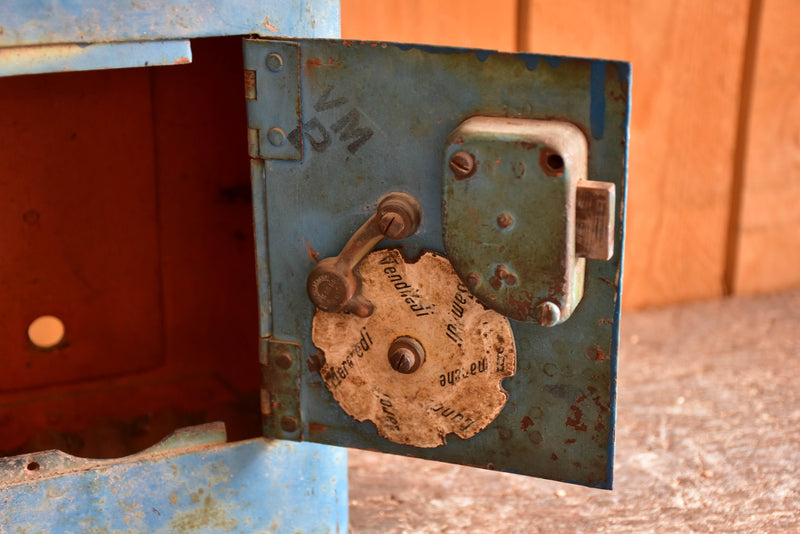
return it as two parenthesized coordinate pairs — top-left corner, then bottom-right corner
(443, 117), (592, 325)
(246, 38), (630, 488)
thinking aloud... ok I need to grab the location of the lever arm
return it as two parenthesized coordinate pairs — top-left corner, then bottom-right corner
(306, 192), (422, 317)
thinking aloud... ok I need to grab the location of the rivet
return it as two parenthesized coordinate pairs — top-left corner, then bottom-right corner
(379, 212), (406, 240)
(496, 212), (514, 229)
(266, 53), (284, 72)
(280, 416), (299, 433)
(275, 350), (293, 369)
(267, 127), (286, 147)
(449, 151), (476, 179)
(535, 301), (561, 327)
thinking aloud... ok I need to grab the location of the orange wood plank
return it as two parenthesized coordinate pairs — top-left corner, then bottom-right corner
(342, 0), (518, 51)
(733, 0), (800, 294)
(520, 0), (751, 309)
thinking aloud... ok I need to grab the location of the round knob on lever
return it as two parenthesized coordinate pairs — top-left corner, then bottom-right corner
(306, 192), (422, 317)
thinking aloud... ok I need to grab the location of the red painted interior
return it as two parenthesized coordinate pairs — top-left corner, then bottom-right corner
(0, 37), (261, 454)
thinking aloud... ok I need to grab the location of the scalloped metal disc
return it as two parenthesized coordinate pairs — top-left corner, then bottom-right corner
(312, 249), (516, 448)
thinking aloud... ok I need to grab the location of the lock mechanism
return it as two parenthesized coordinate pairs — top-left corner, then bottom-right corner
(306, 192), (422, 317)
(307, 192), (516, 448)
(443, 117), (616, 326)
(311, 249), (516, 448)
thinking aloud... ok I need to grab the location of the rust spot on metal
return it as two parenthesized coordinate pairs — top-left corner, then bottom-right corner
(307, 353), (325, 373)
(306, 57), (339, 69)
(496, 212), (513, 228)
(302, 237), (320, 263)
(309, 422), (327, 433)
(585, 347), (606, 361)
(515, 140), (538, 150)
(551, 453), (559, 461)
(565, 438), (576, 444)
(173, 57), (190, 65)
(520, 416), (534, 431)
(169, 491), (178, 504)
(566, 405), (587, 432)
(489, 265), (516, 290)
(598, 277), (618, 290)
(262, 15), (278, 32)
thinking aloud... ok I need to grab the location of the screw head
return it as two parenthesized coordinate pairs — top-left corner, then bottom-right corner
(387, 336), (425, 374)
(266, 53), (284, 72)
(535, 301), (561, 327)
(267, 127), (286, 147)
(280, 416), (299, 433)
(379, 212), (406, 240)
(449, 151), (476, 179)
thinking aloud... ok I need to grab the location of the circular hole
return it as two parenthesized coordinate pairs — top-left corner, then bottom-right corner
(546, 153), (564, 172)
(27, 461), (40, 471)
(28, 315), (65, 349)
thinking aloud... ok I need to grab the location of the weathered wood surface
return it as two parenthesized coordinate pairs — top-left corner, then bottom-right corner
(350, 289), (800, 532)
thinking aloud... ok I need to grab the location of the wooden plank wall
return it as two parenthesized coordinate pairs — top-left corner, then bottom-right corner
(342, 0), (800, 310)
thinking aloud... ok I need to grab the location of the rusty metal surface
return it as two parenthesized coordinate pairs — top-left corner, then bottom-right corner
(0, 1), (338, 76)
(312, 249), (517, 448)
(261, 338), (302, 441)
(442, 116), (590, 325)
(0, 423), (348, 533)
(247, 38), (630, 487)
(0, 0), (339, 47)
(0, 39), (192, 77)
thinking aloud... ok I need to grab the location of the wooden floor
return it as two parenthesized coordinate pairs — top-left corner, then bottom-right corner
(350, 289), (800, 533)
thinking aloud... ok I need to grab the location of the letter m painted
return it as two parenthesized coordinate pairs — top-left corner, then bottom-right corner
(331, 109), (374, 154)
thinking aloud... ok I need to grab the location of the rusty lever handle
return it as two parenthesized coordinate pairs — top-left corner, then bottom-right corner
(306, 192), (422, 317)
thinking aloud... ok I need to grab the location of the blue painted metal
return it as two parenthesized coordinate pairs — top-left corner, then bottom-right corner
(247, 38), (631, 488)
(0, 423), (348, 533)
(0, 39), (192, 77)
(0, 3), (349, 533)
(0, 0), (338, 76)
(0, 0), (339, 47)
(244, 40), (303, 160)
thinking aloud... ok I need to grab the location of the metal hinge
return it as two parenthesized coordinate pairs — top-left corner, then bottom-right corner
(260, 337), (302, 439)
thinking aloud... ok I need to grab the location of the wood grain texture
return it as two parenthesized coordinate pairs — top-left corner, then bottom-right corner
(520, 1), (751, 309)
(341, 0), (518, 51)
(733, 0), (800, 294)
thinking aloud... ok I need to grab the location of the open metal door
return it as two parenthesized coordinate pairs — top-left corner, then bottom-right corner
(247, 38), (630, 488)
